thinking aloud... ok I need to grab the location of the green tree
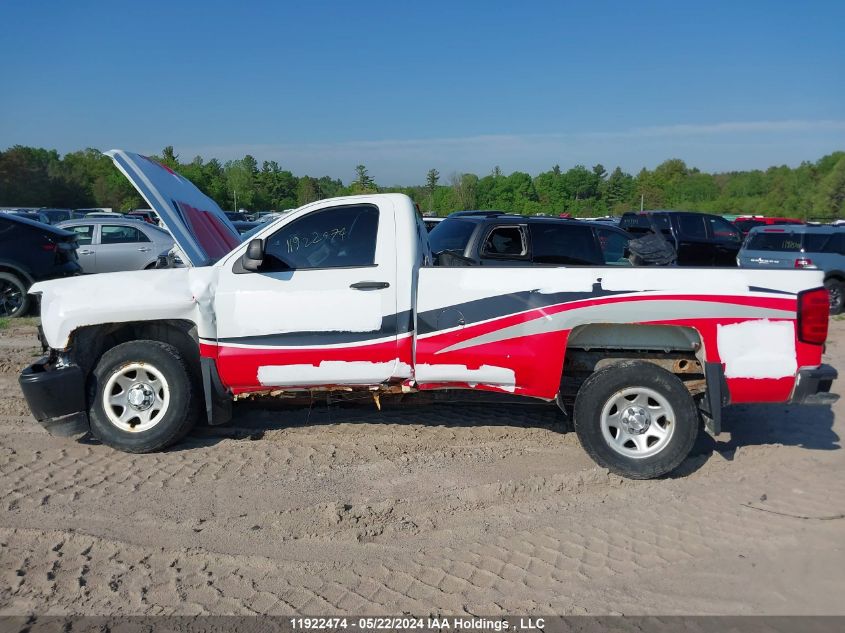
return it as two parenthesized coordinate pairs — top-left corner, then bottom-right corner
(425, 168), (440, 211)
(351, 164), (376, 192)
(563, 165), (599, 200)
(603, 167), (635, 210)
(159, 146), (179, 170)
(814, 157), (845, 219)
(451, 172), (478, 211)
(224, 159), (255, 210)
(297, 176), (319, 206)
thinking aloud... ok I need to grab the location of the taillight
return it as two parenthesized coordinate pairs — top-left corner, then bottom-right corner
(797, 287), (829, 345)
(41, 242), (58, 252)
(794, 257), (815, 269)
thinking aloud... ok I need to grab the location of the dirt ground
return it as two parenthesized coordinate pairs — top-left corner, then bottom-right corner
(0, 318), (843, 616)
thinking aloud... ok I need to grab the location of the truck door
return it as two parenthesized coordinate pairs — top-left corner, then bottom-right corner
(212, 199), (402, 390)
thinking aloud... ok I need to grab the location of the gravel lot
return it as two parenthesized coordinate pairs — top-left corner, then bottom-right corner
(1, 318), (843, 615)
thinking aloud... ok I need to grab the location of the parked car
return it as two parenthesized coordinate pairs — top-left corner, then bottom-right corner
(430, 211), (632, 266)
(738, 225), (845, 313)
(619, 210), (742, 266)
(0, 214), (81, 317)
(733, 215), (804, 237)
(19, 150), (836, 480)
(126, 209), (160, 224)
(55, 218), (175, 273)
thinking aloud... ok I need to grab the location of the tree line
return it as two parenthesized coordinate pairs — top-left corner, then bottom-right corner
(1, 145), (844, 219)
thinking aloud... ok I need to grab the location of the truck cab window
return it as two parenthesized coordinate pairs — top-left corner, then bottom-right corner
(262, 204), (379, 270)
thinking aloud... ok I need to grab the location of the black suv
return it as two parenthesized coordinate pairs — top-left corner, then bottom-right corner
(0, 214), (81, 317)
(619, 210), (742, 266)
(428, 211), (632, 266)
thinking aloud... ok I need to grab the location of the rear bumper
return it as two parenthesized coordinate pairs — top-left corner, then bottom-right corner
(19, 358), (89, 436)
(790, 364), (838, 405)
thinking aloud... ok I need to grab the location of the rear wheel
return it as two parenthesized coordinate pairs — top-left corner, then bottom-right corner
(0, 272), (29, 318)
(573, 361), (699, 479)
(88, 340), (197, 452)
(825, 278), (843, 315)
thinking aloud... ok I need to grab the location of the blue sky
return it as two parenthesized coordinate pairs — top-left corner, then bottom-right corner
(1, 0), (843, 184)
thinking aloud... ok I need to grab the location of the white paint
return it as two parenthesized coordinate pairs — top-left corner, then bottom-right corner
(416, 268), (596, 312)
(416, 266), (824, 316)
(415, 363), (516, 391)
(217, 287), (384, 337)
(258, 360), (398, 386)
(32, 267), (219, 349)
(393, 361), (413, 379)
(600, 267), (824, 295)
(716, 319), (797, 379)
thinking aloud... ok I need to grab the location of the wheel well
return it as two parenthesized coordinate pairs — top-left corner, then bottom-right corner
(69, 320), (201, 386)
(825, 271), (845, 283)
(0, 264), (33, 287)
(560, 324), (705, 406)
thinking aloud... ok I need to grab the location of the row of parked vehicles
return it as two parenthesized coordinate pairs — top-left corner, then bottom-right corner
(2, 202), (842, 319)
(426, 210), (845, 313)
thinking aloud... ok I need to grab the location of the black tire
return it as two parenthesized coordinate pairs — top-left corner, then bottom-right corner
(88, 340), (197, 453)
(573, 360), (699, 479)
(825, 278), (844, 315)
(0, 272), (30, 318)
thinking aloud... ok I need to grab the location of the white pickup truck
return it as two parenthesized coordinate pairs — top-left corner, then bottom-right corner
(18, 151), (837, 478)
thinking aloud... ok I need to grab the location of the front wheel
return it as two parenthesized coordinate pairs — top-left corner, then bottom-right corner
(88, 340), (197, 452)
(573, 361), (699, 479)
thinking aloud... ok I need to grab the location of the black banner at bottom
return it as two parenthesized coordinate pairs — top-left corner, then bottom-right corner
(1, 616), (844, 633)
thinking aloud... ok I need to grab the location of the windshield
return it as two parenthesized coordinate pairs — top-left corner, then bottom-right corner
(428, 219), (476, 254)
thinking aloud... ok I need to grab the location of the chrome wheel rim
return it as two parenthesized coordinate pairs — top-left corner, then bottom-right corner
(102, 362), (170, 432)
(0, 279), (24, 317)
(600, 386), (675, 459)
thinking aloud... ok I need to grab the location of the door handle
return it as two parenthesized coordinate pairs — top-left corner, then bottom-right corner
(79, 250), (93, 255)
(137, 247), (152, 252)
(350, 281), (390, 290)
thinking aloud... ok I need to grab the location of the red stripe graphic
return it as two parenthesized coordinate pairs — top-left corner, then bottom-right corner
(203, 293), (816, 403)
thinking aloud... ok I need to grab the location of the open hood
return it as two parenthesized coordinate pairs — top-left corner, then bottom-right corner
(106, 150), (241, 267)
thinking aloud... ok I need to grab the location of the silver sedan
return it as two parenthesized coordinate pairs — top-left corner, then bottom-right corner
(55, 218), (175, 273)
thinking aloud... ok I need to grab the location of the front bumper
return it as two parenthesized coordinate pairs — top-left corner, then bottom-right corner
(19, 358), (89, 436)
(790, 364), (838, 405)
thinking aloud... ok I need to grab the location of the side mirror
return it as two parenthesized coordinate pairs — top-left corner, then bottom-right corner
(241, 238), (264, 272)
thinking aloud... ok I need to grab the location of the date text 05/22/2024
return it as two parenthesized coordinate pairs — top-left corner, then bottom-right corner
(289, 618), (546, 631)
